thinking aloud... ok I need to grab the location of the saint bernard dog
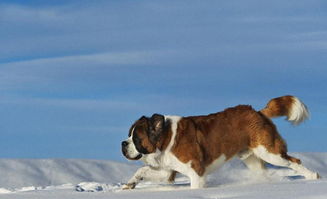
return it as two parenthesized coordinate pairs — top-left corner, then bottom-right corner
(121, 95), (319, 189)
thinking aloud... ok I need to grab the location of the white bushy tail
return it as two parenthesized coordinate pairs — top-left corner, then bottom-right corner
(260, 95), (309, 125)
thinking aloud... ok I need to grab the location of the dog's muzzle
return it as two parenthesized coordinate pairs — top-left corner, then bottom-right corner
(121, 140), (142, 160)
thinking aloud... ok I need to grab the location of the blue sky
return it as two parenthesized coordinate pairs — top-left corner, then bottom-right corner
(0, 0), (326, 161)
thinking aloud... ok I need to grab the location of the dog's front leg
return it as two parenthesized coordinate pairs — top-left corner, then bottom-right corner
(122, 166), (175, 190)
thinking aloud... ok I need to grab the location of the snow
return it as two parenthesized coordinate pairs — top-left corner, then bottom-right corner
(0, 159), (137, 189)
(0, 153), (326, 199)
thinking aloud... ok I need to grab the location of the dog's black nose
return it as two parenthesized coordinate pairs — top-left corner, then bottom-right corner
(122, 141), (128, 147)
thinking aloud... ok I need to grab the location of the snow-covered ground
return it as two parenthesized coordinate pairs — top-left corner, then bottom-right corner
(0, 153), (326, 199)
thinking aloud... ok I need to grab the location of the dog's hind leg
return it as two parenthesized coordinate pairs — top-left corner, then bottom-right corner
(252, 145), (319, 180)
(239, 151), (266, 176)
(242, 154), (266, 175)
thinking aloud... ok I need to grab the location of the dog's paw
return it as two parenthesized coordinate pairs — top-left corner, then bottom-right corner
(122, 183), (136, 190)
(316, 173), (321, 179)
(305, 172), (320, 180)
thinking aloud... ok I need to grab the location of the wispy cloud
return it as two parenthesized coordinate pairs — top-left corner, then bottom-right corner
(1, 50), (171, 66)
(0, 96), (137, 111)
(2, 0), (327, 62)
(0, 92), (247, 117)
(0, 4), (64, 24)
(237, 16), (324, 23)
(0, 50), (176, 91)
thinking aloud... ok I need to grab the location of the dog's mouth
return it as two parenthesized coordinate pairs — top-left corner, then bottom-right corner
(127, 154), (143, 160)
(122, 147), (143, 160)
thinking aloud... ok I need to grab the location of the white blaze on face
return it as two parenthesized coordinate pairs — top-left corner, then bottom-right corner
(125, 127), (141, 158)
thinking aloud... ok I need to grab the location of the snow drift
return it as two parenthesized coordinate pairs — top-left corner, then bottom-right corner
(0, 153), (326, 198)
(0, 159), (137, 189)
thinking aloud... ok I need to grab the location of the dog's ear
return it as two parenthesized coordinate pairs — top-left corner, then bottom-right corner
(148, 114), (165, 144)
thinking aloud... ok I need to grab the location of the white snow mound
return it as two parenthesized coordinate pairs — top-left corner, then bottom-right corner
(0, 153), (326, 198)
(0, 159), (137, 189)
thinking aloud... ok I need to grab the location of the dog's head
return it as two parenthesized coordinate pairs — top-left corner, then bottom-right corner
(122, 114), (165, 160)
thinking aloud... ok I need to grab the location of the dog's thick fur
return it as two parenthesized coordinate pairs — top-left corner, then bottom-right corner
(121, 96), (319, 189)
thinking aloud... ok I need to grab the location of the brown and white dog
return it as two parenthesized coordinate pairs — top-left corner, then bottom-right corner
(121, 96), (319, 189)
